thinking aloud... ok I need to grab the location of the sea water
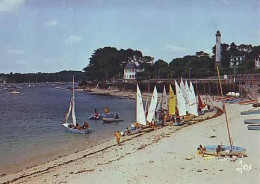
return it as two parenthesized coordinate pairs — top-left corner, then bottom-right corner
(0, 83), (135, 175)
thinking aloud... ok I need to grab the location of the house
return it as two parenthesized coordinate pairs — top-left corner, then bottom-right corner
(255, 55), (260, 69)
(230, 55), (245, 68)
(123, 61), (144, 80)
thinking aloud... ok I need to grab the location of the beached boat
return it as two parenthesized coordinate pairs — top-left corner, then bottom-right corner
(62, 77), (90, 134)
(244, 119), (260, 124)
(208, 67), (246, 156)
(102, 113), (123, 123)
(247, 124), (260, 130)
(122, 84), (147, 136)
(204, 145), (246, 156)
(147, 86), (158, 124)
(239, 100), (257, 105)
(241, 109), (260, 115)
(162, 85), (168, 111)
(188, 81), (198, 116)
(252, 103), (260, 107)
(175, 80), (187, 117)
(168, 84), (176, 116)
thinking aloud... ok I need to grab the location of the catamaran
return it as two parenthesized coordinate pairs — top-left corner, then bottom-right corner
(62, 77), (90, 134)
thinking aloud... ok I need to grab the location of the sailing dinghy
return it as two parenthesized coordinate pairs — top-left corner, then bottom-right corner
(62, 77), (90, 134)
(244, 119), (260, 124)
(204, 67), (246, 156)
(121, 84), (146, 136)
(174, 81), (186, 126)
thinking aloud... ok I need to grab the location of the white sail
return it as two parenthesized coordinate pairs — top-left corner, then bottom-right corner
(162, 85), (168, 111)
(71, 76), (77, 126)
(184, 80), (190, 112)
(65, 99), (72, 123)
(147, 86), (158, 123)
(180, 78), (185, 91)
(136, 85), (146, 126)
(156, 95), (162, 112)
(188, 81), (198, 116)
(175, 80), (187, 116)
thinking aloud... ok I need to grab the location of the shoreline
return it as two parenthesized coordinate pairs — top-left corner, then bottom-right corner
(0, 105), (222, 184)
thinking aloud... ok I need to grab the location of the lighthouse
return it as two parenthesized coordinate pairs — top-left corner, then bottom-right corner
(215, 30), (221, 67)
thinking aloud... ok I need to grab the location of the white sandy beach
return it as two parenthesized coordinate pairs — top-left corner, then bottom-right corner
(0, 103), (259, 184)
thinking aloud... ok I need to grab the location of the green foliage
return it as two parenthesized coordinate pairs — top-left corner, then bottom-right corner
(169, 55), (214, 78)
(2, 71), (86, 83)
(83, 47), (153, 81)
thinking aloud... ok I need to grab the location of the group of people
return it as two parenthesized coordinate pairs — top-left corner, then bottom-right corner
(68, 122), (89, 130)
(197, 144), (222, 158)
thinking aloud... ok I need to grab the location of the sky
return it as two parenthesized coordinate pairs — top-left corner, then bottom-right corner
(0, 0), (259, 74)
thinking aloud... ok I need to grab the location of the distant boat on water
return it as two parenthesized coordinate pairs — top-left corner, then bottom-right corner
(9, 90), (21, 94)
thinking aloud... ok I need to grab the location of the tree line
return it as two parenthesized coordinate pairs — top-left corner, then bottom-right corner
(0, 71), (86, 83)
(84, 43), (260, 81)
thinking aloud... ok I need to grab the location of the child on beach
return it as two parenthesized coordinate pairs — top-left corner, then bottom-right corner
(115, 131), (121, 145)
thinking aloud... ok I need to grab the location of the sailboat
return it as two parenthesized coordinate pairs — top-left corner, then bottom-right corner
(146, 86), (158, 124)
(168, 84), (176, 116)
(122, 84), (146, 136)
(62, 77), (90, 134)
(204, 67), (246, 156)
(162, 85), (168, 112)
(187, 81), (198, 116)
(174, 80), (186, 125)
(136, 84), (147, 126)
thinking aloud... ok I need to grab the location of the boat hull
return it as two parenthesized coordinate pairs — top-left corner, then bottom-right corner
(173, 122), (184, 126)
(204, 145), (246, 156)
(89, 114), (101, 120)
(103, 118), (124, 123)
(244, 119), (260, 124)
(62, 123), (91, 134)
(247, 125), (260, 130)
(241, 110), (260, 115)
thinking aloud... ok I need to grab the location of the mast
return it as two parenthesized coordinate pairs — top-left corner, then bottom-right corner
(73, 76), (75, 100)
(71, 76), (77, 126)
(216, 67), (233, 148)
(136, 84), (138, 122)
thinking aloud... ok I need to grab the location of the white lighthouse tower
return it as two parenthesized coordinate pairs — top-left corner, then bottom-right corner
(215, 30), (221, 67)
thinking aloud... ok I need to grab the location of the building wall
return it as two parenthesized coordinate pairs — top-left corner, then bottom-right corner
(230, 55), (245, 68)
(124, 69), (136, 79)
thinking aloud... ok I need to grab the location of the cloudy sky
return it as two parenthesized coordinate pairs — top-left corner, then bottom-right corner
(0, 0), (259, 73)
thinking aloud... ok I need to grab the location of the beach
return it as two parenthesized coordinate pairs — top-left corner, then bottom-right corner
(1, 100), (259, 184)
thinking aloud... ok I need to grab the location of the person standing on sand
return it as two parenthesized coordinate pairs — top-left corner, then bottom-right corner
(115, 131), (121, 145)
